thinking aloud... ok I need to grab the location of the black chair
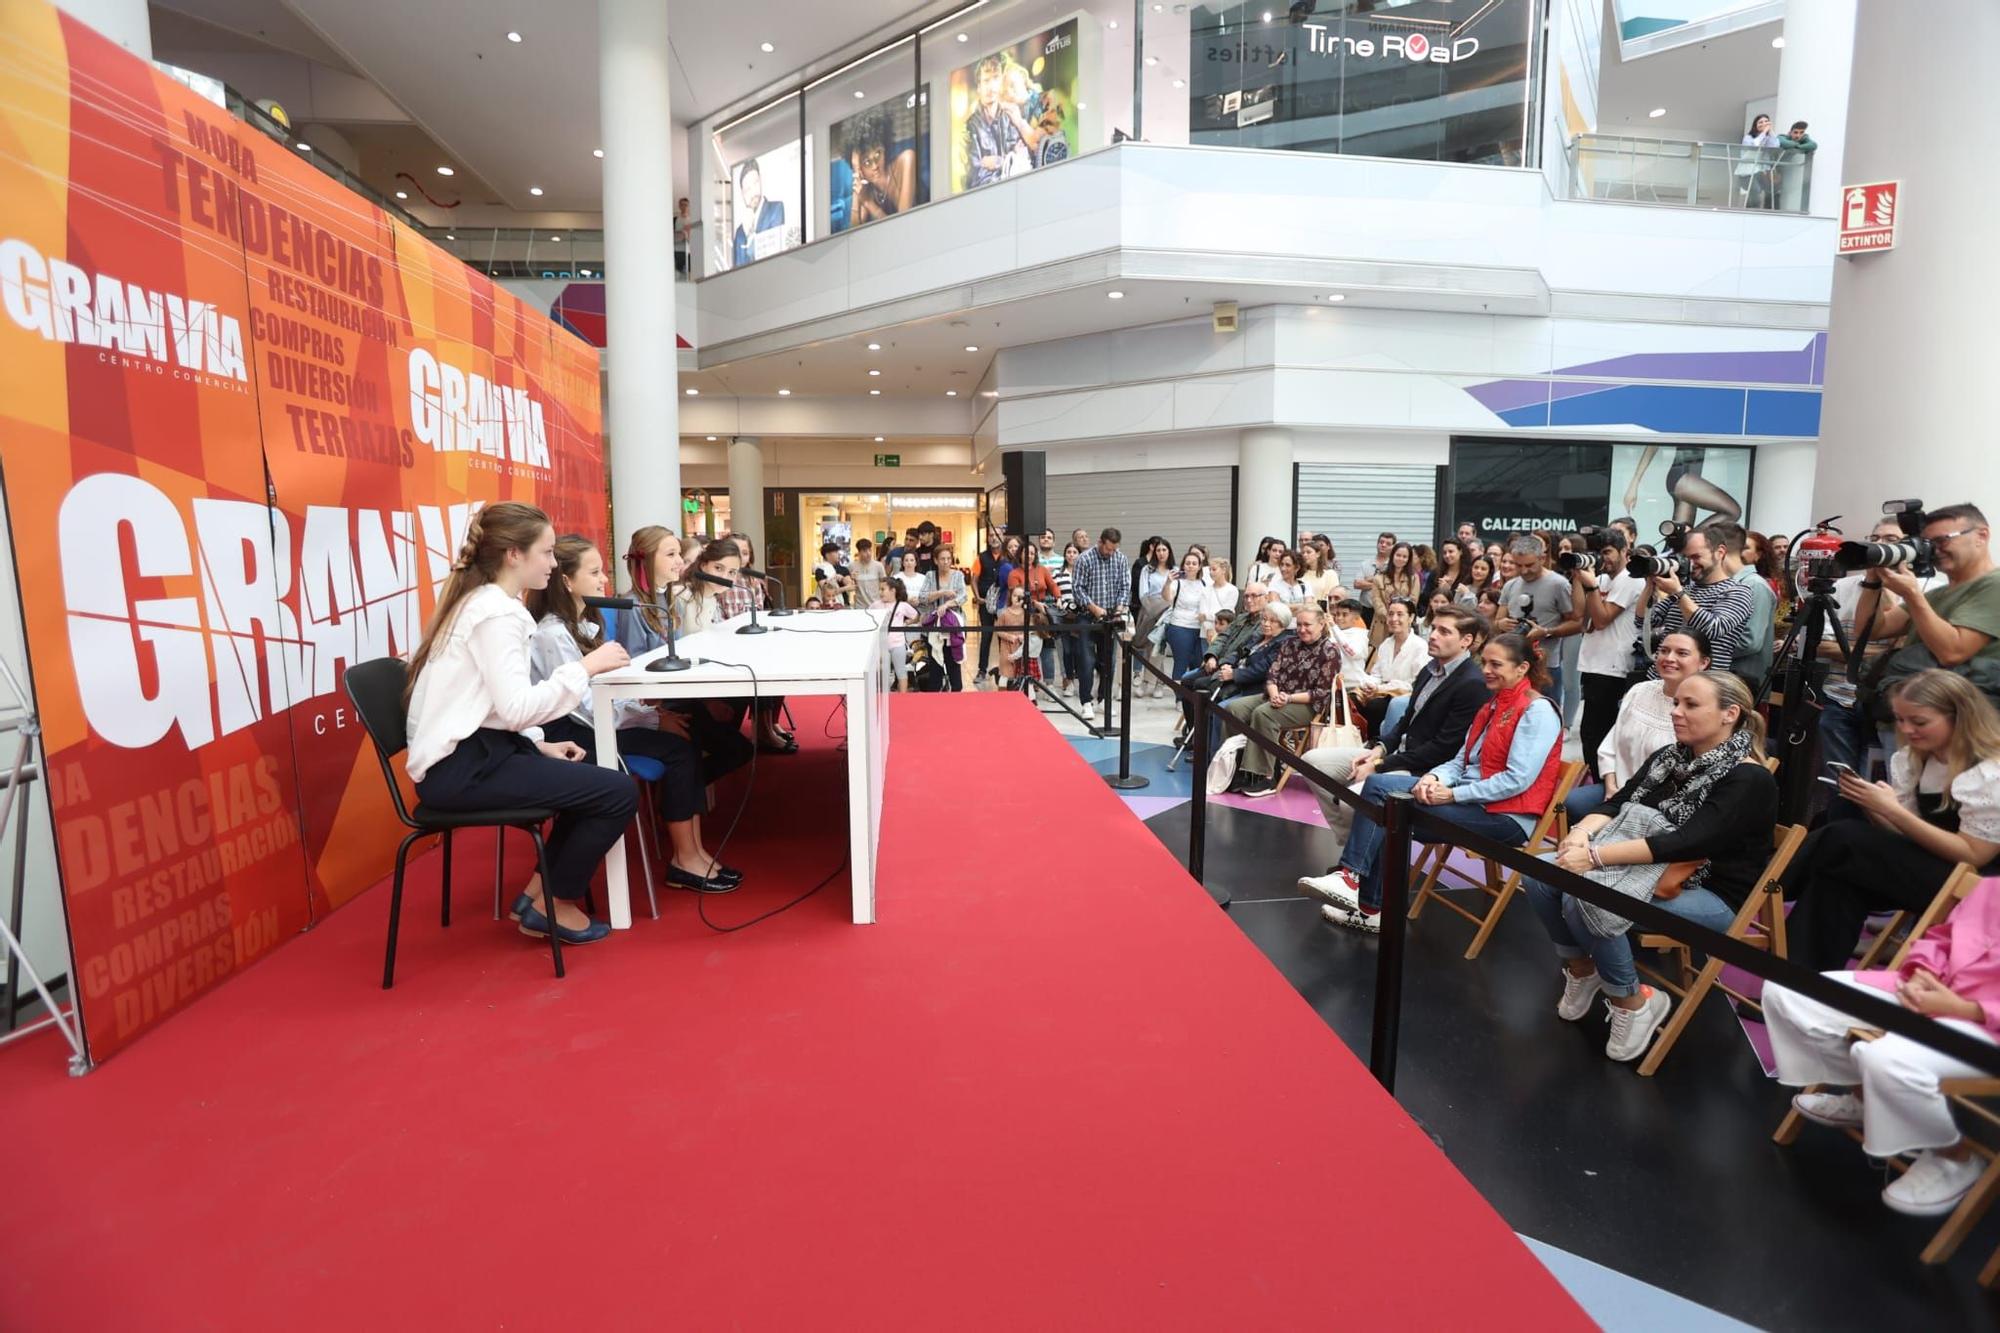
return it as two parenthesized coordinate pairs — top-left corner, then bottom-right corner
(343, 658), (566, 987)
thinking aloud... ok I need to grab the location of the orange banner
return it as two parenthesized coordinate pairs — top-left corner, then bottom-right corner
(0, 4), (605, 1059)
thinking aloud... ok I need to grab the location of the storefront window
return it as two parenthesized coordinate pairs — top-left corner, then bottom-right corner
(704, 95), (805, 275)
(795, 491), (983, 606)
(1448, 439), (1754, 542)
(1156, 0), (1539, 164)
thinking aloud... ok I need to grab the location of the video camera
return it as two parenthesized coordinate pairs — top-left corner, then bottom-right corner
(1627, 520), (1694, 582)
(1836, 499), (1935, 577)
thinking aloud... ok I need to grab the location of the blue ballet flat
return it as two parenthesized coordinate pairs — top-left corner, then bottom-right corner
(510, 892), (534, 921)
(515, 903), (611, 944)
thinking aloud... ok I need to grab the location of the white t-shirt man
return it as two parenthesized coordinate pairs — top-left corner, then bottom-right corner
(1578, 569), (1647, 678)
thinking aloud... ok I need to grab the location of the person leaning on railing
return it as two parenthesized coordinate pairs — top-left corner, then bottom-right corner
(1783, 669), (2000, 973)
(1522, 671), (1777, 1062)
(1763, 871), (2000, 1219)
(1309, 632), (1561, 936)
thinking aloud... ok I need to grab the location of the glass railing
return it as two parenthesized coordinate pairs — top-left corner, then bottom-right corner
(1564, 133), (1816, 213)
(692, 0), (1547, 276)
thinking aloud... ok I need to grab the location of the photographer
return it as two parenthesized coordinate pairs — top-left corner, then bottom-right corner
(1818, 516), (1942, 779)
(1852, 504), (2000, 718)
(1632, 520), (1756, 676)
(1495, 536), (1581, 714)
(1570, 528), (1647, 777)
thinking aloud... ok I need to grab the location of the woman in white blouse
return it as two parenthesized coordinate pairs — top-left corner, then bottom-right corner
(403, 503), (635, 945)
(529, 535), (744, 894)
(1786, 669), (2000, 972)
(1249, 536), (1285, 588)
(1267, 549), (1311, 605)
(1565, 628), (1711, 823)
(1206, 558), (1241, 620)
(1355, 597), (1427, 733)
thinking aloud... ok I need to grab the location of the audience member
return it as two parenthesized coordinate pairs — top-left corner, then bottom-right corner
(1433, 539), (1472, 606)
(1851, 503), (2000, 736)
(1250, 535), (1285, 587)
(1071, 528), (1128, 710)
(1496, 535), (1581, 714)
(1356, 597), (1427, 732)
(1301, 542), (1343, 607)
(1310, 633), (1563, 934)
(887, 581), (921, 688)
(1633, 519), (1755, 675)
(1784, 670), (2000, 973)
(1268, 549), (1311, 605)
(851, 538), (887, 605)
(920, 544), (970, 692)
(1570, 630), (1712, 823)
(1224, 603), (1340, 798)
(1763, 872), (1999, 1218)
(1327, 599), (1372, 687)
(1354, 532), (1397, 616)
(1157, 551), (1211, 684)
(1523, 671), (1778, 1060)
(1720, 523), (1779, 690)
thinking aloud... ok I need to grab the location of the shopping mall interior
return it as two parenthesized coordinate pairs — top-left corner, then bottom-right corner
(1, 0), (1996, 1327)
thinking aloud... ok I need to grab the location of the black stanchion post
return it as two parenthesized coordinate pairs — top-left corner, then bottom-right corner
(1368, 791), (1415, 1093)
(1188, 690), (1213, 893)
(1104, 628), (1149, 791)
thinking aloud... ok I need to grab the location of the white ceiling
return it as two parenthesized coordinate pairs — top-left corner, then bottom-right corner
(168, 0), (930, 214)
(1595, 7), (1783, 141)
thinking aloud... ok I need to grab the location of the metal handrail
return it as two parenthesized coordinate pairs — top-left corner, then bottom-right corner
(1565, 132), (1815, 213)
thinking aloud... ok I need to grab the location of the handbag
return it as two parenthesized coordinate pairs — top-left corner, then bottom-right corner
(1206, 735), (1247, 794)
(1314, 682), (1363, 753)
(1573, 803), (1680, 939)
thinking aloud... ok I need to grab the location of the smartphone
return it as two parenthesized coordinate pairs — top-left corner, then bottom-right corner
(1824, 761), (1858, 779)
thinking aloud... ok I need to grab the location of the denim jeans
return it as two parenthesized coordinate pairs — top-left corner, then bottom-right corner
(1522, 859), (1738, 997)
(1379, 693), (1412, 747)
(1336, 773), (1421, 883)
(1356, 801), (1531, 911)
(1163, 623), (1205, 681)
(1564, 782), (1606, 826)
(1075, 621), (1114, 708)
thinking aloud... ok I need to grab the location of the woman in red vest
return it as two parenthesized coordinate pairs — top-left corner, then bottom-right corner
(1524, 671), (1778, 1061)
(1322, 633), (1564, 934)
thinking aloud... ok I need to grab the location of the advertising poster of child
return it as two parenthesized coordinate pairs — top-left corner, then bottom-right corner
(949, 20), (1080, 194)
(829, 89), (930, 234)
(728, 140), (806, 269)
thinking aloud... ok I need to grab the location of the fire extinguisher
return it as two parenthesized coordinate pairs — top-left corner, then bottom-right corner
(1792, 520), (1845, 601)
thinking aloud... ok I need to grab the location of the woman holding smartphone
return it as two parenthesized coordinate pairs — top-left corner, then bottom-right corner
(1784, 670), (2000, 971)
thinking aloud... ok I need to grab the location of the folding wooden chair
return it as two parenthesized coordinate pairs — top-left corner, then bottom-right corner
(1631, 822), (1807, 1077)
(1272, 681), (1361, 797)
(1408, 759), (1586, 960)
(1771, 865), (2000, 1267)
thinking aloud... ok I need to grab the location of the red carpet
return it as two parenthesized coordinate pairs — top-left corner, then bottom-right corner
(0, 694), (1586, 1330)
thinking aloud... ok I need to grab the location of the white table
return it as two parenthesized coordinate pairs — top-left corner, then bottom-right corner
(587, 607), (892, 928)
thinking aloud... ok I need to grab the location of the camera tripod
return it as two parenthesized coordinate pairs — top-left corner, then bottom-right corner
(1756, 542), (1851, 824)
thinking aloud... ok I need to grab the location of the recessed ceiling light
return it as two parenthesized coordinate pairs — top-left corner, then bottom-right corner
(868, 368), (881, 376)
(1078, 101), (1087, 110)
(436, 165), (454, 176)
(1328, 293), (1345, 301)
(1648, 107), (1667, 118)
(1771, 36), (1785, 48)
(706, 435), (717, 441)
(550, 234), (562, 241)
(1171, 78), (1185, 89)
(1263, 10), (1273, 20)
(777, 388), (791, 396)
(684, 388), (698, 396)
(964, 345), (979, 352)
(854, 89), (866, 99)
(395, 190), (408, 199)
(1144, 55), (1158, 66)
(1107, 290), (1125, 299)
(956, 33), (968, 42)
(593, 148), (604, 158)
(578, 269), (591, 277)
(869, 389), (882, 395)
(874, 436), (884, 443)
(867, 342), (882, 351)
(529, 186), (544, 196)
(445, 233), (455, 240)
(506, 31), (522, 43)
(945, 390), (958, 397)
(760, 41), (774, 53)
(296, 142), (312, 152)
(1108, 18), (1118, 28)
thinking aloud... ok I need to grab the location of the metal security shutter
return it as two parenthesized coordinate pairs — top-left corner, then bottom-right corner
(1295, 464), (1439, 580)
(1045, 467), (1233, 560)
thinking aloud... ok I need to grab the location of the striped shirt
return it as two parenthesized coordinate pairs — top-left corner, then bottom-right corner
(1637, 575), (1756, 675)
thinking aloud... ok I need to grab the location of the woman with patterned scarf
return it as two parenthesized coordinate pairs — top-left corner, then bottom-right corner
(1523, 671), (1779, 1062)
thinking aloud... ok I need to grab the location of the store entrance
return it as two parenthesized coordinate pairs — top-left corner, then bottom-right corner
(795, 490), (983, 607)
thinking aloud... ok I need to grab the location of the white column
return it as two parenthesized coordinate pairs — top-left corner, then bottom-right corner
(53, 0), (150, 58)
(1813, 0), (2000, 529)
(1774, 0), (1856, 216)
(598, 0), (679, 564)
(727, 436), (765, 562)
(1747, 441), (1818, 542)
(1236, 427), (1293, 573)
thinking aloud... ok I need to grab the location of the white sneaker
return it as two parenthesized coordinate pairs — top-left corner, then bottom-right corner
(1321, 903), (1381, 934)
(1557, 969), (1604, 1022)
(1604, 987), (1670, 1062)
(1883, 1149), (1984, 1217)
(1298, 869), (1362, 911)
(1792, 1090), (1864, 1130)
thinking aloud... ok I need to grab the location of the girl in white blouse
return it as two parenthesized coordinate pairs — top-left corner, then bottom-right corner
(403, 503), (635, 945)
(529, 536), (744, 894)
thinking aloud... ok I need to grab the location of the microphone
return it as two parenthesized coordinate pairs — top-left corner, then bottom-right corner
(581, 595), (636, 611)
(740, 565), (795, 616)
(689, 569), (736, 588)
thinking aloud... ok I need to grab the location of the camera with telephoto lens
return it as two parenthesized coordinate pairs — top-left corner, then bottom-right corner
(1556, 525), (1606, 575)
(1627, 520), (1693, 582)
(1835, 499), (1936, 577)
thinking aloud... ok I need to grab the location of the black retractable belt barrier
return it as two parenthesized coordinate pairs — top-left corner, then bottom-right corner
(1126, 651), (2000, 1089)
